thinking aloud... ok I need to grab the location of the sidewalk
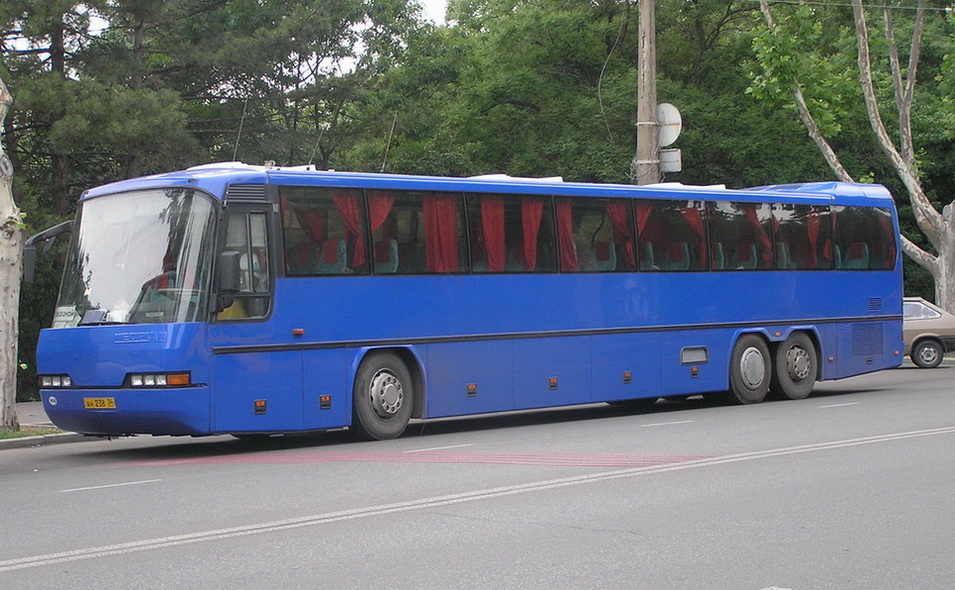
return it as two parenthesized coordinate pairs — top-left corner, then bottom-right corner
(17, 400), (55, 427)
(1, 401), (87, 449)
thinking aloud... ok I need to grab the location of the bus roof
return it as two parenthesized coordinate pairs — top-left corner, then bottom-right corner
(80, 162), (894, 206)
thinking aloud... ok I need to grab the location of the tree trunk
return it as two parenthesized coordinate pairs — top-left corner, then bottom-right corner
(0, 76), (20, 430)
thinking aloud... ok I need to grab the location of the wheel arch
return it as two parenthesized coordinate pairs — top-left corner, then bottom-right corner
(770, 327), (823, 381)
(350, 346), (427, 419)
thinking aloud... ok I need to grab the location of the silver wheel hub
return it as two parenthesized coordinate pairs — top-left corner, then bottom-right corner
(786, 346), (812, 381)
(369, 369), (403, 418)
(919, 346), (939, 365)
(740, 347), (766, 389)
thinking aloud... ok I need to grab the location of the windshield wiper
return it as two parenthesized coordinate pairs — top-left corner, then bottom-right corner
(78, 310), (127, 326)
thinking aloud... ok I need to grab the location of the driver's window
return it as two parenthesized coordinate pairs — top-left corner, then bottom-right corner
(219, 212), (271, 320)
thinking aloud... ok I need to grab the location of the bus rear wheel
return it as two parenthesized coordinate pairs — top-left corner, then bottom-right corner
(726, 334), (770, 404)
(352, 351), (414, 441)
(770, 332), (817, 400)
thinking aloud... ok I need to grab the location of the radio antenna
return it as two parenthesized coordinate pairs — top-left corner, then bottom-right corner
(380, 112), (398, 173)
(232, 98), (249, 161)
(307, 125), (327, 167)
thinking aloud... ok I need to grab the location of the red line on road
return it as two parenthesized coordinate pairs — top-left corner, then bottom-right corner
(127, 451), (708, 468)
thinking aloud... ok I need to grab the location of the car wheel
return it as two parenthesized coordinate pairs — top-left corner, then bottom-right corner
(912, 339), (944, 369)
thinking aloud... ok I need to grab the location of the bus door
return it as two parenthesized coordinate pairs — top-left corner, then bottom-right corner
(210, 206), (305, 433)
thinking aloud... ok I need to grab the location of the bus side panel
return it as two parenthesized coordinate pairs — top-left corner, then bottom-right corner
(834, 319), (903, 379)
(591, 333), (662, 402)
(302, 348), (352, 430)
(512, 336), (592, 409)
(660, 329), (731, 396)
(424, 341), (516, 418)
(212, 350), (304, 433)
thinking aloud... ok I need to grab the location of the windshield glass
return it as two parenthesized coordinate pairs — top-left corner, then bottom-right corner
(53, 189), (218, 327)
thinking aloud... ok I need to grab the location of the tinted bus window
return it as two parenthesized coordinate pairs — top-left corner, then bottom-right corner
(369, 190), (466, 274)
(772, 204), (832, 270)
(707, 201), (774, 270)
(832, 206), (896, 270)
(280, 187), (369, 276)
(635, 199), (707, 271)
(466, 194), (557, 273)
(553, 197), (636, 272)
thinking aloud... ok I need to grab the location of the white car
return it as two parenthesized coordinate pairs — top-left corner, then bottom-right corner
(903, 297), (955, 368)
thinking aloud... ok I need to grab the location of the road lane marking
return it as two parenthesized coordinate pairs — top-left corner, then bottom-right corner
(641, 420), (695, 428)
(404, 444), (475, 453)
(5, 425), (955, 573)
(59, 479), (162, 493)
(818, 402), (860, 409)
(125, 452), (704, 468)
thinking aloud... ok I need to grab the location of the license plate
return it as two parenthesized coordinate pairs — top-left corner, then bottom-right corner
(83, 397), (116, 409)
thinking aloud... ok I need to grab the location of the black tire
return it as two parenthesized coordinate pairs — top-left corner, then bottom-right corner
(912, 339), (944, 369)
(351, 351), (414, 440)
(726, 334), (771, 404)
(770, 332), (817, 400)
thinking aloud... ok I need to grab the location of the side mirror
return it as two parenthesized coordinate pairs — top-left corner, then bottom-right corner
(23, 220), (73, 285)
(216, 250), (241, 311)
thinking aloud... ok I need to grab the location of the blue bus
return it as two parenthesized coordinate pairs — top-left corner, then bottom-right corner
(31, 163), (903, 440)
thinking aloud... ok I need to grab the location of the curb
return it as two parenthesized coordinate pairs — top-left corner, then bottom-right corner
(0, 431), (91, 450)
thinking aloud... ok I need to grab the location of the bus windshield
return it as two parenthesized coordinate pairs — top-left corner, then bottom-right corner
(53, 188), (218, 328)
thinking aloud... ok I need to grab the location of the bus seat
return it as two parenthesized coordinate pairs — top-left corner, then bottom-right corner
(833, 243), (842, 269)
(506, 241), (525, 271)
(776, 242), (791, 269)
(595, 241), (616, 271)
(640, 242), (655, 271)
(843, 242), (870, 269)
(315, 239), (346, 274)
(733, 243), (757, 269)
(662, 241), (689, 271)
(711, 242), (725, 270)
(374, 239), (399, 273)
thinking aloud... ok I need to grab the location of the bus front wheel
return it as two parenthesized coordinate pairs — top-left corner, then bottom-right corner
(726, 334), (770, 404)
(770, 332), (817, 400)
(352, 351), (414, 441)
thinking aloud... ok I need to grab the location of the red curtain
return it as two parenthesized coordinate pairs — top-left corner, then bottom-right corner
(481, 196), (505, 272)
(806, 210), (820, 269)
(635, 201), (653, 237)
(295, 210), (327, 243)
(521, 198), (544, 271)
(555, 199), (577, 271)
(680, 204), (706, 268)
(331, 190), (394, 267)
(605, 201), (635, 267)
(332, 191), (364, 266)
(424, 194), (459, 272)
(877, 212), (896, 270)
(742, 204), (773, 268)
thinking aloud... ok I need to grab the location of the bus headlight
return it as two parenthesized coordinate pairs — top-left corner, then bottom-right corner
(39, 375), (73, 388)
(127, 373), (191, 388)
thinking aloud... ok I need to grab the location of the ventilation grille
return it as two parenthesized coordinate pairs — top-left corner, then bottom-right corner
(852, 322), (883, 356)
(868, 298), (883, 313)
(225, 184), (267, 203)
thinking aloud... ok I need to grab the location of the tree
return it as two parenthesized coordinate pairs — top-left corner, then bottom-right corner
(754, 0), (955, 311)
(0, 75), (20, 430)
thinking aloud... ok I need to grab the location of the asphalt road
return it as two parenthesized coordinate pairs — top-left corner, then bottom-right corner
(1, 360), (953, 589)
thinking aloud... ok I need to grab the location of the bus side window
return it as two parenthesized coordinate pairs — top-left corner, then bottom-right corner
(220, 212), (271, 320)
(832, 206), (894, 270)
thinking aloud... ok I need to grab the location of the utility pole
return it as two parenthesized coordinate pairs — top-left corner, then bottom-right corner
(630, 0), (659, 185)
